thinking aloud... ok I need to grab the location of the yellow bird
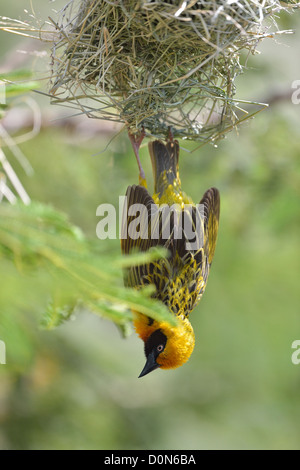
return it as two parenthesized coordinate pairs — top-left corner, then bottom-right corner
(121, 135), (220, 377)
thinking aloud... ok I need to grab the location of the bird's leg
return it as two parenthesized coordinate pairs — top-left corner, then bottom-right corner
(128, 127), (147, 187)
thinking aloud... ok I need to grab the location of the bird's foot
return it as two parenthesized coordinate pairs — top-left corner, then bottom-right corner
(128, 127), (147, 187)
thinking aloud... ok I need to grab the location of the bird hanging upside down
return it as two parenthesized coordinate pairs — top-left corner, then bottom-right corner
(122, 133), (220, 377)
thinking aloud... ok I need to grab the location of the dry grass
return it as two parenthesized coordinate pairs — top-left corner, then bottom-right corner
(1, 1), (299, 142)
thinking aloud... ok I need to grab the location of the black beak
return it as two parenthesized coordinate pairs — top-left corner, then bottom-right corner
(138, 351), (159, 378)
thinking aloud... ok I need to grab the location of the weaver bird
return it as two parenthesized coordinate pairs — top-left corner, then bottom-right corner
(122, 134), (220, 377)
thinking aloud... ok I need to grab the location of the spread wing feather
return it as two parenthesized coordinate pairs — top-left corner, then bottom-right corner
(121, 184), (220, 316)
(200, 187), (220, 266)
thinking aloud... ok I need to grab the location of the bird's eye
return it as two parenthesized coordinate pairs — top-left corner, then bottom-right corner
(157, 344), (164, 353)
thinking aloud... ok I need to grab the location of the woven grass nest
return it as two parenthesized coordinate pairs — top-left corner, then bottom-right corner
(5, 0), (299, 142)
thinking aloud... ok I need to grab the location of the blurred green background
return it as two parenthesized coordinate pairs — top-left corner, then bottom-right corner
(0, 1), (299, 450)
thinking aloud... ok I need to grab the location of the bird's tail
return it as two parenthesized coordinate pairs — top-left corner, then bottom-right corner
(148, 139), (181, 198)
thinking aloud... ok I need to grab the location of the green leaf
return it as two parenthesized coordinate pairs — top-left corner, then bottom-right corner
(0, 69), (34, 82)
(0, 202), (176, 332)
(41, 301), (77, 330)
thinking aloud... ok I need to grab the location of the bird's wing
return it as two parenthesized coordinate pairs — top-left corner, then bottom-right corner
(121, 185), (220, 303)
(121, 184), (166, 288)
(199, 187), (220, 267)
(121, 184), (155, 256)
(186, 187), (220, 310)
(121, 184), (187, 289)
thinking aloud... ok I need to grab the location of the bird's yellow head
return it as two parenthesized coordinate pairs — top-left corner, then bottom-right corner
(133, 312), (195, 377)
